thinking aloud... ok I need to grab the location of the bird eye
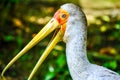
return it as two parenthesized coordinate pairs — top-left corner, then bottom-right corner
(61, 14), (66, 18)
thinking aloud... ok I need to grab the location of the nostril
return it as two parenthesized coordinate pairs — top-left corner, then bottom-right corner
(50, 19), (54, 23)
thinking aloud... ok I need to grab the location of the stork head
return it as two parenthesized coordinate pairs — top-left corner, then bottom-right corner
(61, 4), (87, 42)
(1, 3), (87, 79)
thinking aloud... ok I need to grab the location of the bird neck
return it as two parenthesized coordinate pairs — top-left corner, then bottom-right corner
(65, 19), (90, 79)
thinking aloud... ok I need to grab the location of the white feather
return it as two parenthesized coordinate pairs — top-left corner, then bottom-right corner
(61, 3), (120, 80)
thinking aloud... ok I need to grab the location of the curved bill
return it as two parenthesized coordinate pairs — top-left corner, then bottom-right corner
(28, 26), (64, 80)
(1, 18), (60, 77)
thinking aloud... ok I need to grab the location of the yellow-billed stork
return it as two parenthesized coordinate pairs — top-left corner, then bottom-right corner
(1, 3), (120, 80)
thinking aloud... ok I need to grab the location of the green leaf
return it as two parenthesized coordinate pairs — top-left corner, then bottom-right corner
(56, 54), (66, 68)
(103, 60), (117, 70)
(4, 35), (14, 41)
(44, 72), (55, 80)
(17, 35), (22, 48)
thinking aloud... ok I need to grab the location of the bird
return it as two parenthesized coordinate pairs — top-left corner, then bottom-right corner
(1, 3), (120, 80)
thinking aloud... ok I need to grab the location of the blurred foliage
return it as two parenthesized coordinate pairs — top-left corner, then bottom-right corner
(0, 0), (120, 80)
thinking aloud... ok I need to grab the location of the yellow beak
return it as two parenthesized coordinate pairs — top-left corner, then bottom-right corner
(1, 18), (65, 80)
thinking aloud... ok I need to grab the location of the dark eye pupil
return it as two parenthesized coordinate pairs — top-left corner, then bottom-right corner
(62, 14), (66, 18)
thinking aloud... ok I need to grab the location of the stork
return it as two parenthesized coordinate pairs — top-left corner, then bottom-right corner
(1, 3), (120, 80)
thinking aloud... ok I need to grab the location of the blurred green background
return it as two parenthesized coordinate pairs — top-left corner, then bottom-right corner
(0, 0), (120, 80)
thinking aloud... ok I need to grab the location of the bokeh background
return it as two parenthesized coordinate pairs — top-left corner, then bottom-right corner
(0, 0), (120, 80)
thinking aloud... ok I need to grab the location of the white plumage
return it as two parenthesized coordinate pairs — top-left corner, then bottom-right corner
(62, 3), (120, 80)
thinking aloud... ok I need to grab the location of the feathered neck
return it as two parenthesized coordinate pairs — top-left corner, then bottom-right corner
(64, 16), (90, 79)
(61, 3), (90, 79)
